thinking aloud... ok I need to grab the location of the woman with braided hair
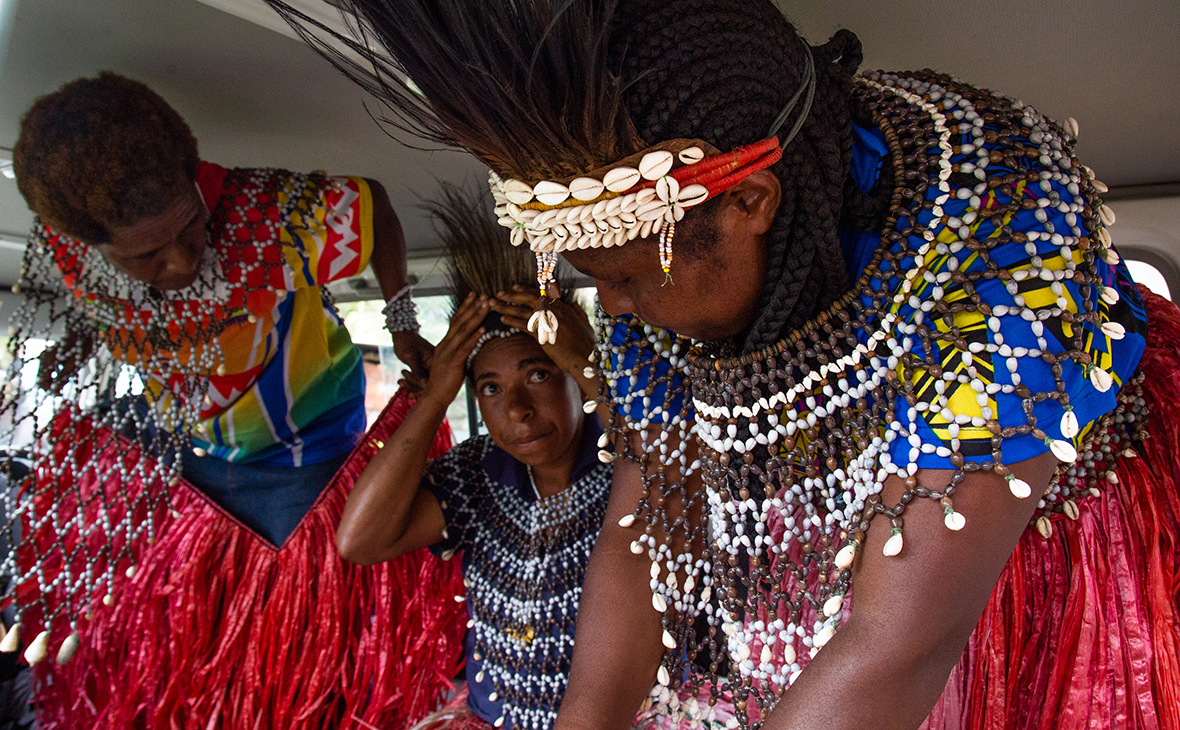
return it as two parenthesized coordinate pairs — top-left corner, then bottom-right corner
(267, 0), (1180, 728)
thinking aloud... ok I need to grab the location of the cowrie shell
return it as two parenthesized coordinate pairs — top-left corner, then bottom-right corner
(1090, 366), (1113, 392)
(678, 146), (705, 165)
(656, 176), (680, 203)
(1101, 321), (1126, 340)
(1099, 204), (1116, 226)
(677, 184), (709, 207)
(605, 196), (623, 216)
(1065, 117), (1079, 138)
(569, 177), (605, 201)
(639, 150), (675, 180)
(1060, 410), (1079, 438)
(1050, 439), (1078, 463)
(636, 200), (666, 222)
(533, 180), (570, 206)
(502, 179), (534, 205)
(636, 188), (658, 205)
(1009, 477), (1032, 499)
(603, 166), (641, 192)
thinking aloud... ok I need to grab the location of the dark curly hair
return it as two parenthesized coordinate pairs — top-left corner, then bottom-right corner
(13, 72), (199, 244)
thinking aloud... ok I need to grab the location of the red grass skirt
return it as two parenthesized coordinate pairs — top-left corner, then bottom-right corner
(923, 289), (1180, 729)
(27, 389), (468, 730)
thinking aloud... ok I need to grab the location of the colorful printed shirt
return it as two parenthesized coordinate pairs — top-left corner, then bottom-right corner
(45, 162), (375, 466)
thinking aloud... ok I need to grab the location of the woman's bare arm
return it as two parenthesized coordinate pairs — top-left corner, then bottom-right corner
(336, 294), (488, 564)
(763, 452), (1057, 729)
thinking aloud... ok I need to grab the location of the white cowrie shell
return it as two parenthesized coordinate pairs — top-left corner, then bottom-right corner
(552, 225), (568, 240)
(1036, 516), (1053, 539)
(595, 218), (610, 234)
(604, 166), (641, 192)
(620, 193), (639, 213)
(1101, 286), (1120, 305)
(1101, 321), (1126, 340)
(678, 146), (705, 164)
(1060, 409), (1079, 438)
(636, 188), (658, 205)
(834, 543), (856, 568)
(579, 205), (596, 225)
(1050, 439), (1079, 463)
(1064, 117), (1079, 138)
(677, 184), (709, 207)
(605, 215), (623, 232)
(944, 510), (966, 531)
(533, 209), (558, 229)
(1090, 366), (1113, 392)
(503, 179), (534, 205)
(1092, 179), (1109, 194)
(497, 216), (516, 228)
(656, 175), (680, 203)
(565, 222), (583, 239)
(527, 311), (542, 333)
(1099, 204), (1116, 226)
(510, 227), (525, 247)
(533, 180), (570, 206)
(1008, 476), (1032, 499)
(883, 531), (904, 556)
(592, 199), (610, 218)
(618, 211), (637, 226)
(569, 176), (606, 201)
(639, 219), (655, 239)
(636, 200), (668, 222)
(639, 150), (675, 180)
(1098, 228), (1112, 247)
(604, 196), (623, 216)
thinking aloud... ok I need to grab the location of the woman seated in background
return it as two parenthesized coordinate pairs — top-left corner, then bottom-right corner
(337, 186), (608, 730)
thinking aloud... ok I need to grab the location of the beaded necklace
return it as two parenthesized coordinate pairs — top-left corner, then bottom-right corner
(0, 167), (340, 664)
(592, 70), (1147, 727)
(437, 437), (611, 730)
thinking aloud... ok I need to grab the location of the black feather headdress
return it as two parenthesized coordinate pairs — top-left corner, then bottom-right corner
(265, 0), (642, 182)
(422, 182), (575, 321)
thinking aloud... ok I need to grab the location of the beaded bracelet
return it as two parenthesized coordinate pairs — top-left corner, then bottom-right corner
(382, 283), (420, 334)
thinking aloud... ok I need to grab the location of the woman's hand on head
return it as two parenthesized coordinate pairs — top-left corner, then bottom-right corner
(491, 285), (596, 380)
(420, 293), (487, 405)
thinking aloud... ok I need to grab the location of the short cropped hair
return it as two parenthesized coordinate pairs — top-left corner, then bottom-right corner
(13, 72), (199, 243)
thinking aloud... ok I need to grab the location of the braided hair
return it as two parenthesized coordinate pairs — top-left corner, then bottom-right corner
(265, 0), (875, 350)
(608, 3), (865, 349)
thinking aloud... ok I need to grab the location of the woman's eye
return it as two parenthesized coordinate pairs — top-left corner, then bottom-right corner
(528, 369), (550, 384)
(479, 383), (499, 397)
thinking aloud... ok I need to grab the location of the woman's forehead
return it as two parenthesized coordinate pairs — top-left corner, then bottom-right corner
(471, 333), (552, 376)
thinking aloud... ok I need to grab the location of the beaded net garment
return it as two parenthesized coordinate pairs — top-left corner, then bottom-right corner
(593, 71), (1158, 727)
(0, 167), (469, 730)
(0, 168), (339, 659)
